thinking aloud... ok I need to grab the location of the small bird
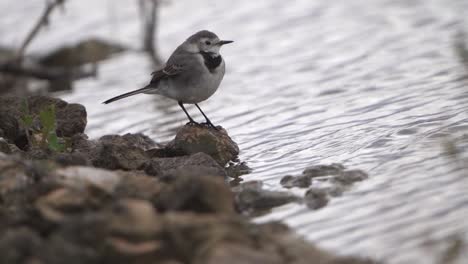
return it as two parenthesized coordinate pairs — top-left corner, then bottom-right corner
(103, 30), (233, 129)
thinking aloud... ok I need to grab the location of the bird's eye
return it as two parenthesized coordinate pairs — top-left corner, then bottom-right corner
(205, 40), (211, 45)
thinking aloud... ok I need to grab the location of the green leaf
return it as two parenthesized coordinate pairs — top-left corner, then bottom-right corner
(39, 105), (56, 133)
(47, 133), (65, 152)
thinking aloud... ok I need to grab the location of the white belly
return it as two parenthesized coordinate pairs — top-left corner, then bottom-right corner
(156, 58), (225, 104)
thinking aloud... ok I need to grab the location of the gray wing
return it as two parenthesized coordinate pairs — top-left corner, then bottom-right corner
(149, 63), (184, 85)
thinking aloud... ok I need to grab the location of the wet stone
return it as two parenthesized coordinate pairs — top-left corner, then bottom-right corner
(171, 125), (239, 166)
(225, 161), (251, 178)
(327, 185), (346, 197)
(333, 170), (369, 185)
(304, 188), (329, 210)
(280, 175), (312, 189)
(234, 181), (300, 215)
(302, 163), (345, 177)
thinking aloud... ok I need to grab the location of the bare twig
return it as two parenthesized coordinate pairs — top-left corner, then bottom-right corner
(139, 0), (163, 66)
(14, 0), (66, 62)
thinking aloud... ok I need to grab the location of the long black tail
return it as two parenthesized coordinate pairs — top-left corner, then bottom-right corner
(102, 85), (153, 104)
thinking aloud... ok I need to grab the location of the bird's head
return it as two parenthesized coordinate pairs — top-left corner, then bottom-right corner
(184, 30), (233, 55)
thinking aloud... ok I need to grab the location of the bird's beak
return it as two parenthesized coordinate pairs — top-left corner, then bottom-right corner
(217, 40), (234, 46)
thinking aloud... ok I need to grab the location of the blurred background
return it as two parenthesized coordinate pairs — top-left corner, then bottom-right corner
(1, 0), (468, 263)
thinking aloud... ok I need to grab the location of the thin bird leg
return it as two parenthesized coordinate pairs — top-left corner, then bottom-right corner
(178, 101), (198, 125)
(195, 103), (217, 129)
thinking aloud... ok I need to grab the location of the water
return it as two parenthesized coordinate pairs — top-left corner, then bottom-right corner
(2, 0), (468, 263)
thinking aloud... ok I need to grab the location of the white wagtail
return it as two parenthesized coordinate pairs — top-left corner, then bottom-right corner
(103, 30), (233, 129)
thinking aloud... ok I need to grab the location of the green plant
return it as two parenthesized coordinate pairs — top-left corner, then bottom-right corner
(19, 99), (65, 152)
(38, 104), (65, 152)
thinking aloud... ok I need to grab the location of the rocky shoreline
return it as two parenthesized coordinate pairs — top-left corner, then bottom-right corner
(0, 96), (378, 264)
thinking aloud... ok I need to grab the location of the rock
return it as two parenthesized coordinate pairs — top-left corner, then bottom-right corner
(143, 159), (162, 176)
(54, 166), (122, 193)
(100, 133), (158, 151)
(53, 152), (90, 166)
(231, 180), (262, 192)
(150, 152), (226, 179)
(280, 174), (312, 188)
(0, 139), (9, 154)
(106, 237), (161, 256)
(234, 181), (300, 215)
(257, 222), (381, 264)
(155, 175), (234, 214)
(0, 112), (21, 145)
(0, 227), (43, 264)
(171, 125), (239, 166)
(302, 163), (345, 177)
(41, 216), (105, 264)
(333, 170), (368, 185)
(281, 165), (369, 194)
(93, 134), (149, 171)
(0, 153), (376, 264)
(27, 96), (87, 138)
(0, 137), (21, 154)
(304, 188), (329, 210)
(159, 213), (251, 261)
(70, 133), (99, 161)
(0, 96), (87, 148)
(108, 199), (160, 237)
(225, 161), (251, 178)
(55, 103), (87, 138)
(0, 108), (377, 264)
(327, 185), (346, 197)
(35, 188), (88, 222)
(35, 185), (111, 223)
(0, 156), (33, 195)
(203, 243), (283, 264)
(39, 38), (127, 67)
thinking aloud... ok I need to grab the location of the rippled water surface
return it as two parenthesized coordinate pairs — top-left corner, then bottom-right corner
(3, 0), (468, 263)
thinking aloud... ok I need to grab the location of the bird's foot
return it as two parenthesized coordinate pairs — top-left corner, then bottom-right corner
(201, 122), (219, 130)
(186, 120), (200, 126)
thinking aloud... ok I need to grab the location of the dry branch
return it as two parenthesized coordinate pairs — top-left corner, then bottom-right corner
(0, 62), (97, 81)
(139, 0), (163, 66)
(15, 0), (66, 62)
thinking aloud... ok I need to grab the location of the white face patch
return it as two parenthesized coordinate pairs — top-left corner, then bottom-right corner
(199, 37), (221, 54)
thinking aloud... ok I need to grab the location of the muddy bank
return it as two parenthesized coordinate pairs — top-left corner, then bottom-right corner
(0, 96), (378, 264)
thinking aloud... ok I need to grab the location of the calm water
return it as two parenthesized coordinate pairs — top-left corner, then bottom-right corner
(2, 0), (468, 263)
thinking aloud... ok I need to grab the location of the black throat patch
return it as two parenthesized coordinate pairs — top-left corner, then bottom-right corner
(200, 51), (222, 73)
